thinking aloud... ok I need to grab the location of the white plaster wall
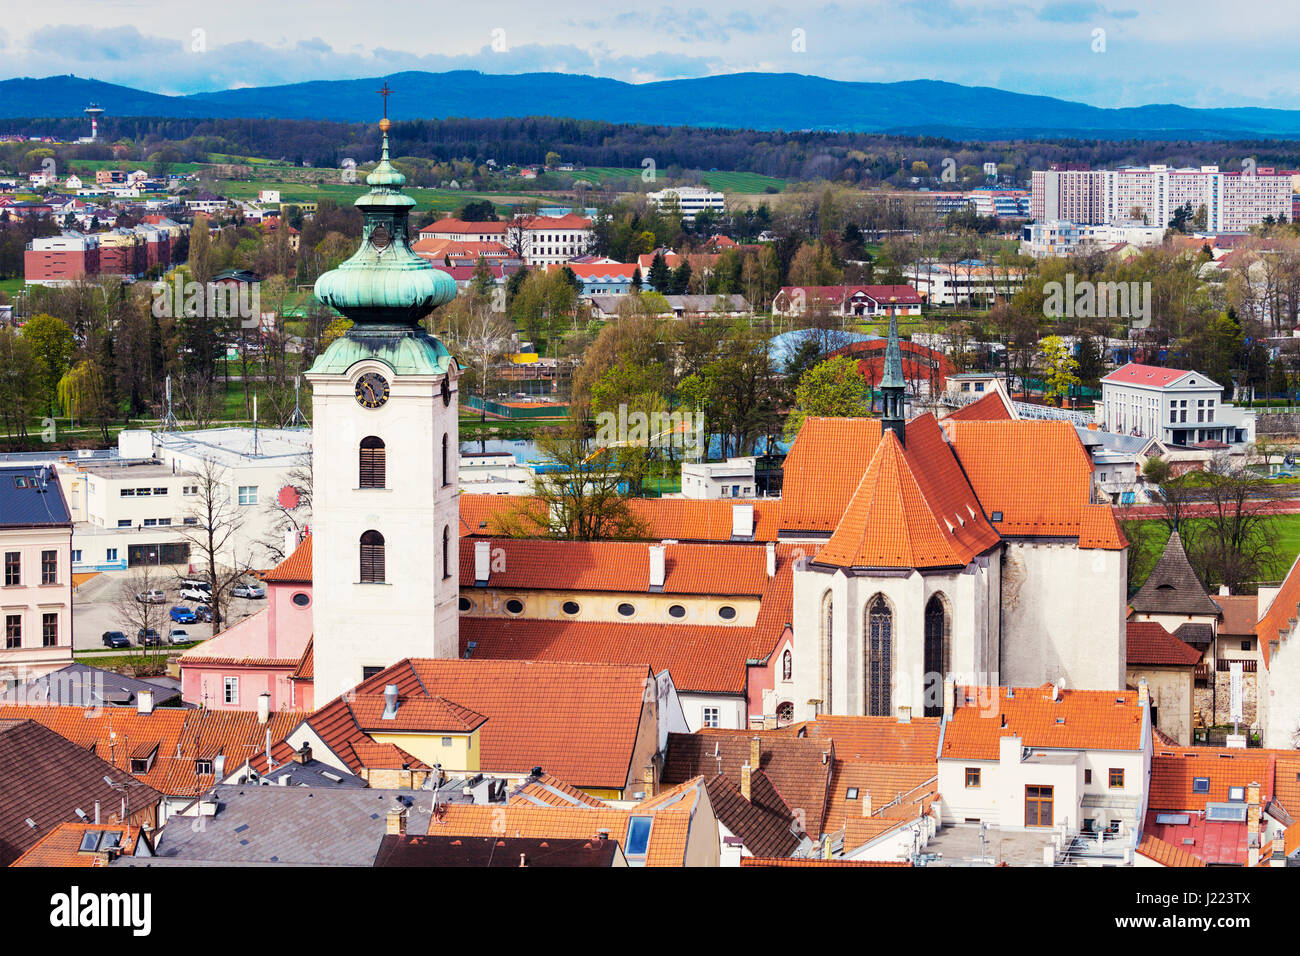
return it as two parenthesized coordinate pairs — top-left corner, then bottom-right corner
(1000, 542), (1126, 691)
(1260, 636), (1300, 749)
(309, 358), (460, 704)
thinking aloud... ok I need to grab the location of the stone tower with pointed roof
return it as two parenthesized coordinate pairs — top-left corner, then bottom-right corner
(1128, 530), (1221, 648)
(307, 100), (463, 704)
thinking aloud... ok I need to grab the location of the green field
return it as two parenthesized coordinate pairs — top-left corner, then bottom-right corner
(1130, 512), (1300, 585)
(0, 277), (25, 300)
(214, 175), (540, 215)
(569, 165), (785, 194)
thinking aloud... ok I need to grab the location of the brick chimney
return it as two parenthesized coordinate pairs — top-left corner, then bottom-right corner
(739, 762), (752, 801)
(386, 804), (407, 836)
(1247, 781), (1262, 835)
(861, 790), (873, 817)
(1270, 834), (1287, 867)
(642, 764), (657, 799)
(749, 736), (761, 774)
(943, 678), (956, 720)
(292, 742), (312, 765)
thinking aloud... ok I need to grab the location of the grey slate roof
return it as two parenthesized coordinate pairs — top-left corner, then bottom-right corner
(0, 663), (185, 709)
(141, 786), (436, 866)
(0, 465), (70, 528)
(1129, 531), (1222, 617)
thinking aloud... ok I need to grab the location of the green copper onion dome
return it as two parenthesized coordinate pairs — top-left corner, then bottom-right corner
(313, 115), (457, 328)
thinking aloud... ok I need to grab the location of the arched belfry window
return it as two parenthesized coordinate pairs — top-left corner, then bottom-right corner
(359, 436), (385, 489)
(865, 595), (893, 717)
(924, 595), (951, 717)
(360, 530), (385, 583)
(819, 591), (833, 711)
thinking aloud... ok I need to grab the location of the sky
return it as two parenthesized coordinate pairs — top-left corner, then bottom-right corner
(2, 0), (1298, 110)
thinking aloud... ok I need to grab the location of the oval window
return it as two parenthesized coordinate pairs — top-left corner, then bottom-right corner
(617, 602), (636, 617)
(562, 600), (580, 616)
(291, 592), (310, 607)
(718, 605), (737, 621)
(668, 604), (686, 619)
(458, 597), (472, 613)
(505, 598), (524, 615)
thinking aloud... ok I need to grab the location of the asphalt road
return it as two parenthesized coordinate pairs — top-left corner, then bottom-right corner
(72, 571), (266, 652)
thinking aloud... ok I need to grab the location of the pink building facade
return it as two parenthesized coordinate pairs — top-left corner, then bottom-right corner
(179, 536), (313, 711)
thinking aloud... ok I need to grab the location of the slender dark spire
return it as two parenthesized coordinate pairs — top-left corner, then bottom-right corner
(881, 298), (906, 446)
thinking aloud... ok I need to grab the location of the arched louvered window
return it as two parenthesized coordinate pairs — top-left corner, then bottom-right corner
(360, 530), (385, 583)
(359, 436), (385, 489)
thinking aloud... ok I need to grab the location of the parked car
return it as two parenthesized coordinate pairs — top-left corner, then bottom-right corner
(169, 605), (196, 623)
(231, 582), (266, 599)
(137, 628), (162, 646)
(180, 585), (212, 602)
(135, 589), (166, 604)
(194, 605), (213, 623)
(101, 630), (130, 649)
(167, 628), (191, 645)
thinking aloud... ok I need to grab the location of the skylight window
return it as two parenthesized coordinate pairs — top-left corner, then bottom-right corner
(1228, 786), (1245, 802)
(990, 511), (1003, 522)
(625, 816), (653, 861)
(846, 787), (859, 800)
(1192, 777), (1210, 793)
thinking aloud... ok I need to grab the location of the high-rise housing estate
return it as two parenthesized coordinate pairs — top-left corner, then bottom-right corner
(1032, 164), (1294, 233)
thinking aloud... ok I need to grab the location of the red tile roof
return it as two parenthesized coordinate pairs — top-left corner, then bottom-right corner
(420, 218), (507, 236)
(263, 535), (311, 583)
(940, 685), (1145, 759)
(741, 857), (910, 866)
(942, 390), (1014, 422)
(780, 417), (882, 533)
(1149, 751), (1274, 811)
(801, 715), (941, 763)
(291, 638), (313, 681)
(1258, 554), (1300, 666)
(944, 419), (1126, 549)
(1136, 834), (1208, 867)
(1213, 594), (1258, 637)
(1102, 363), (1192, 388)
(11, 822), (152, 867)
(814, 421), (1000, 570)
(294, 659), (655, 791)
(1126, 621), (1203, 667)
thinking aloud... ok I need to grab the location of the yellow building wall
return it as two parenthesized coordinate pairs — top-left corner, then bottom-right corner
(462, 587), (760, 627)
(369, 730), (480, 775)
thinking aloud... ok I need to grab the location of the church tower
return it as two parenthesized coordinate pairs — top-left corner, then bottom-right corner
(880, 300), (906, 445)
(306, 93), (462, 704)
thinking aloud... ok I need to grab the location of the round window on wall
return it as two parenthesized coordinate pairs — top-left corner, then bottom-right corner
(291, 592), (310, 607)
(562, 600), (580, 616)
(617, 602), (636, 617)
(718, 605), (737, 621)
(505, 598), (524, 615)
(458, 597), (472, 613)
(668, 604), (686, 619)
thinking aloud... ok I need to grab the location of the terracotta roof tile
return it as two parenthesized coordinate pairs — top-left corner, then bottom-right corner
(940, 685), (1144, 759)
(1126, 621), (1203, 667)
(1149, 751), (1275, 811)
(11, 822), (152, 867)
(942, 390), (1014, 422)
(741, 856), (910, 866)
(802, 715), (941, 762)
(1258, 554), (1300, 666)
(291, 638), (314, 681)
(1136, 834), (1208, 867)
(1213, 594), (1258, 637)
(780, 417), (881, 533)
(705, 772), (803, 858)
(262, 535), (312, 584)
(509, 772), (610, 808)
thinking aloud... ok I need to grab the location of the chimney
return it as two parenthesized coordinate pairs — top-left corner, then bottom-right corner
(386, 804), (407, 836)
(1137, 678), (1149, 708)
(284, 528), (299, 559)
(1271, 834), (1287, 867)
(474, 540), (491, 584)
(749, 736), (761, 775)
(136, 689), (154, 716)
(213, 754), (225, 780)
(943, 678), (956, 720)
(740, 762), (753, 802)
(382, 684), (400, 720)
(765, 541), (776, 578)
(293, 742), (312, 765)
(642, 764), (657, 798)
(861, 790), (873, 817)
(648, 545), (666, 590)
(897, 705), (912, 723)
(257, 692), (270, 725)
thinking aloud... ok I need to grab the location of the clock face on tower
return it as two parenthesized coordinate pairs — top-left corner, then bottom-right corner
(354, 372), (390, 409)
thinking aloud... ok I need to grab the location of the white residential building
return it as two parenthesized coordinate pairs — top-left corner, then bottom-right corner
(646, 186), (726, 223)
(1098, 363), (1254, 446)
(680, 457), (756, 500)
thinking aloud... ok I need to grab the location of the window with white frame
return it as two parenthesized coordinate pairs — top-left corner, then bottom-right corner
(223, 676), (239, 705)
(702, 706), (720, 728)
(237, 486), (258, 506)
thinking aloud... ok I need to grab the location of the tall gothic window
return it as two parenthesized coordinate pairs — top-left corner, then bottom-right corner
(924, 595), (950, 717)
(441, 433), (449, 487)
(360, 530), (385, 583)
(359, 436), (385, 488)
(819, 591), (833, 712)
(865, 596), (893, 717)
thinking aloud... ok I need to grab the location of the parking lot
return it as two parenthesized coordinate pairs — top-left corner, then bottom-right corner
(73, 570), (267, 652)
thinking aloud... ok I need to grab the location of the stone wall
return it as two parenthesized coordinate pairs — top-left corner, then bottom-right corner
(1256, 412), (1300, 437)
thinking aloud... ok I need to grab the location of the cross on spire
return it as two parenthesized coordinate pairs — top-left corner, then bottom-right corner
(377, 81), (393, 119)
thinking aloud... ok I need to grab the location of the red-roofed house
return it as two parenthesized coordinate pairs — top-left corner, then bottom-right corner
(937, 682), (1151, 838)
(1125, 620), (1201, 745)
(771, 285), (923, 318)
(1098, 363), (1254, 446)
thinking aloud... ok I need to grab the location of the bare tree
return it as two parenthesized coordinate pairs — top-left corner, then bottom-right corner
(112, 565), (168, 675)
(256, 453), (313, 563)
(443, 297), (514, 422)
(172, 457), (254, 632)
(503, 213), (535, 263)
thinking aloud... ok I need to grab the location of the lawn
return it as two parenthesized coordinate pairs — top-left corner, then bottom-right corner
(0, 277), (25, 300)
(568, 166), (785, 194)
(1127, 511), (1300, 585)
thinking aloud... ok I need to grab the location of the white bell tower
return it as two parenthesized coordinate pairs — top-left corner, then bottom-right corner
(306, 102), (462, 704)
